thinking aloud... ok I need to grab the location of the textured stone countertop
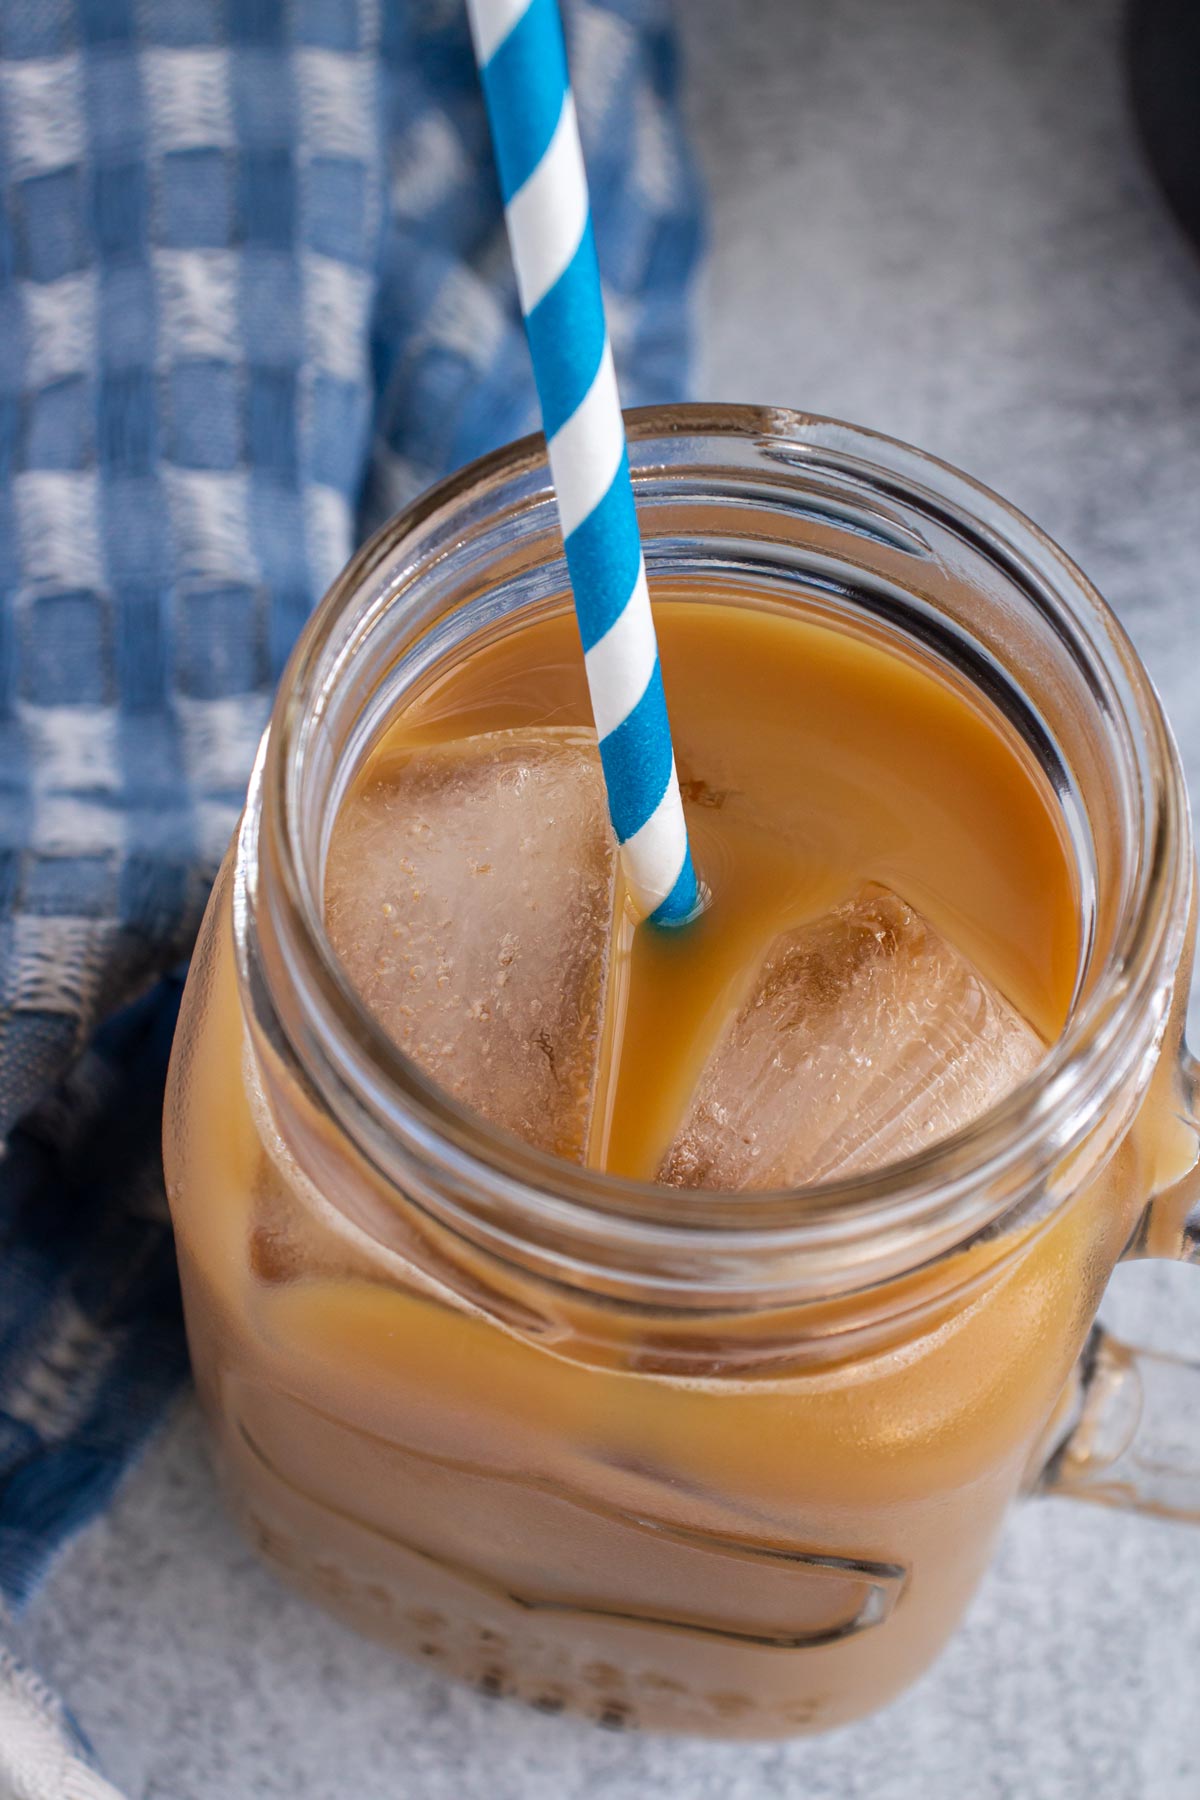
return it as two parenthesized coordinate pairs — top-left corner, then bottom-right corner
(21, 2), (1200, 1795)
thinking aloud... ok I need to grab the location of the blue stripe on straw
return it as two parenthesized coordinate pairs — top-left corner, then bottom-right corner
(649, 844), (699, 926)
(524, 227), (608, 438)
(483, 0), (570, 204)
(562, 463), (641, 651)
(597, 659), (673, 842)
(469, 0), (699, 925)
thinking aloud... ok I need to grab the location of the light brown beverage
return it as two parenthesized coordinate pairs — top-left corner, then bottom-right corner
(329, 597), (1077, 1176)
(164, 398), (1200, 1738)
(164, 593), (1158, 1737)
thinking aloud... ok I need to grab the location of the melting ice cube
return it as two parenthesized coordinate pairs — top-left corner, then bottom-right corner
(659, 884), (1045, 1190)
(325, 728), (618, 1163)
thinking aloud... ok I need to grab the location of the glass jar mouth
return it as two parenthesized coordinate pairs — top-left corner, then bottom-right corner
(243, 404), (1191, 1294)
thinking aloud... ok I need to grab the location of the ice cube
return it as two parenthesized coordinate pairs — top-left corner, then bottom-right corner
(324, 728), (618, 1163)
(659, 884), (1045, 1190)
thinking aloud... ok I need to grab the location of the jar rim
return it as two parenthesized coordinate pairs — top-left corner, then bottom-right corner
(241, 403), (1192, 1301)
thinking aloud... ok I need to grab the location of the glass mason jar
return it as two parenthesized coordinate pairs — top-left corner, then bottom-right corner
(163, 407), (1200, 1740)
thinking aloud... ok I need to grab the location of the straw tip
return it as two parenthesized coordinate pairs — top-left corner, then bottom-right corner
(646, 849), (704, 930)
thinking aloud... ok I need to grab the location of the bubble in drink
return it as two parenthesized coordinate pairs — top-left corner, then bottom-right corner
(659, 885), (1045, 1191)
(325, 728), (618, 1163)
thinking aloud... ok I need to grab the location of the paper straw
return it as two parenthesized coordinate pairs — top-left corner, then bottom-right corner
(467, 0), (699, 927)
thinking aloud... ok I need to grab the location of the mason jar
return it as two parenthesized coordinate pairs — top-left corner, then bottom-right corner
(163, 407), (1200, 1739)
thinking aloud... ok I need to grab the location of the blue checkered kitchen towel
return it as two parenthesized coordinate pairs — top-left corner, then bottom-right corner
(0, 1), (701, 1790)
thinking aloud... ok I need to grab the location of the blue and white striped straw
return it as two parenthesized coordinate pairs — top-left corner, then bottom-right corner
(467, 0), (699, 927)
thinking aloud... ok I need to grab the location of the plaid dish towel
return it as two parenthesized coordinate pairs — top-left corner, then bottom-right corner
(0, 0), (701, 1788)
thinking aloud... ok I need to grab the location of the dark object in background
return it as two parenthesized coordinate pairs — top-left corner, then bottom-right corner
(1127, 0), (1200, 252)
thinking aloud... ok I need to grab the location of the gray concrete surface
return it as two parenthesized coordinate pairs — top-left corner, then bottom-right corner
(20, 1), (1200, 1795)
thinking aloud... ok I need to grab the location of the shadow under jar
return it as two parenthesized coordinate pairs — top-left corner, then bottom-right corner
(163, 407), (1200, 1739)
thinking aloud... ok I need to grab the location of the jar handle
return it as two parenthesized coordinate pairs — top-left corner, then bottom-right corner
(1035, 1046), (1200, 1524)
